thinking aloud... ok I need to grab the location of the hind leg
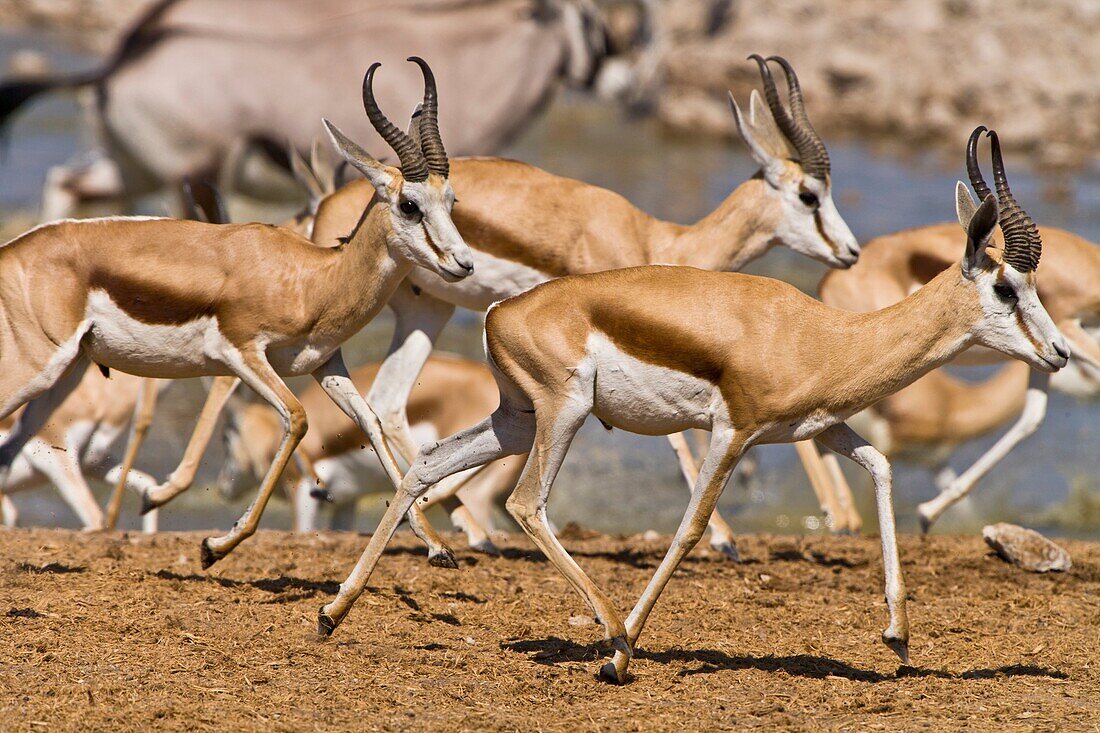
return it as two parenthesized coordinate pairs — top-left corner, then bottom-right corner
(505, 399), (633, 662)
(319, 403), (535, 635)
(26, 444), (104, 530)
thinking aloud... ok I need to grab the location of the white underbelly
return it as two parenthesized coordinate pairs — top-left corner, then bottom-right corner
(587, 332), (719, 435)
(318, 422), (440, 504)
(83, 292), (233, 378)
(408, 249), (550, 311)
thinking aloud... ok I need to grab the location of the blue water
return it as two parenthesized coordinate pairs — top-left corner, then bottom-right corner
(1, 28), (1098, 539)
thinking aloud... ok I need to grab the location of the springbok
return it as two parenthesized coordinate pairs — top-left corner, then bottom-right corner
(792, 138), (1100, 534)
(0, 368), (161, 533)
(0, 0), (609, 219)
(142, 55), (860, 563)
(218, 353), (521, 543)
(314, 128), (1069, 683)
(0, 59), (473, 568)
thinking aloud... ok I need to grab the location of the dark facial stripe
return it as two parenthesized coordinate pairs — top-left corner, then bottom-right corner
(813, 210), (838, 255)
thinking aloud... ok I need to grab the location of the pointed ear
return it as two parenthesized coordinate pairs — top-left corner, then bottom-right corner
(323, 118), (399, 197)
(288, 141), (325, 205)
(748, 89), (791, 160)
(962, 192), (999, 278)
(310, 136), (337, 195)
(954, 181), (977, 229)
(729, 92), (783, 184)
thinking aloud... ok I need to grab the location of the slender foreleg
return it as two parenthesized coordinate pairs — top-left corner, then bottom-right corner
(142, 376), (240, 512)
(105, 378), (158, 529)
(0, 494), (16, 527)
(917, 369), (1049, 533)
(200, 358), (305, 568)
(314, 350), (460, 567)
(318, 404), (535, 635)
(605, 428), (743, 683)
(816, 423), (909, 664)
(667, 431), (742, 560)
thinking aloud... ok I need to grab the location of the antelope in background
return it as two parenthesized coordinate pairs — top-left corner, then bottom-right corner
(140, 55), (860, 564)
(0, 59), (473, 569)
(0, 0), (611, 219)
(218, 353), (521, 546)
(0, 369), (161, 533)
(793, 133), (1100, 534)
(315, 128), (1069, 683)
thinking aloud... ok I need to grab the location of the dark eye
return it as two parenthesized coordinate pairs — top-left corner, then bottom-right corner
(798, 191), (819, 208)
(399, 199), (420, 217)
(993, 283), (1017, 303)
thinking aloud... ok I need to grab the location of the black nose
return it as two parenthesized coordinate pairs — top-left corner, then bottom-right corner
(1054, 342), (1070, 360)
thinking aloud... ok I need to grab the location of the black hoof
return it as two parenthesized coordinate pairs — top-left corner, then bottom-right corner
(199, 539), (221, 570)
(317, 608), (337, 637)
(469, 539), (501, 557)
(428, 549), (459, 569)
(713, 541), (742, 563)
(918, 514), (933, 536)
(884, 636), (910, 665)
(139, 492), (158, 515)
(598, 661), (626, 685)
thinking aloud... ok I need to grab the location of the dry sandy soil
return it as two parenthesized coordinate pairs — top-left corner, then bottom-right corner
(1, 528), (1098, 731)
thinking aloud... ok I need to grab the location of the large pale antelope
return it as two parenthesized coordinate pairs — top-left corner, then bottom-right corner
(0, 369), (161, 533)
(314, 128), (1069, 683)
(218, 353), (521, 543)
(145, 55), (860, 563)
(0, 59), (473, 568)
(0, 0), (609, 219)
(794, 133), (1100, 534)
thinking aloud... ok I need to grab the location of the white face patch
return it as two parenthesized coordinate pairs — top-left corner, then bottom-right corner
(586, 331), (723, 435)
(386, 180), (474, 283)
(970, 265), (1066, 371)
(771, 174), (860, 269)
(407, 248), (551, 311)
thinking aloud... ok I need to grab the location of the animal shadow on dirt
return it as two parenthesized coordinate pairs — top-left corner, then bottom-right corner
(151, 569), (339, 599)
(503, 637), (1068, 683)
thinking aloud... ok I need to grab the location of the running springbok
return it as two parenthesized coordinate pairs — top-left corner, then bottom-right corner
(218, 353), (521, 543)
(0, 59), (473, 568)
(0, 368), (161, 533)
(794, 136), (1100, 534)
(315, 128), (1069, 683)
(140, 55), (860, 563)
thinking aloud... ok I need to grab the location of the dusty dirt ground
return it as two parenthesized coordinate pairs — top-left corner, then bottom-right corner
(1, 528), (1098, 731)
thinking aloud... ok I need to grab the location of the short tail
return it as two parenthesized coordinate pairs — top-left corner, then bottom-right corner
(0, 69), (103, 138)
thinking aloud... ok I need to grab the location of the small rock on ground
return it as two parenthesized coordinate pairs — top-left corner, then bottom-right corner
(982, 523), (1072, 573)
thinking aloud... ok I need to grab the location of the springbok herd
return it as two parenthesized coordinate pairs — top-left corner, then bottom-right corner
(1, 45), (1096, 683)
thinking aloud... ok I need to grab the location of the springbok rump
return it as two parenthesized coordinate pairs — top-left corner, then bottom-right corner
(218, 353), (522, 544)
(0, 0), (613, 219)
(0, 59), (473, 569)
(137, 55), (861, 564)
(314, 128), (1069, 683)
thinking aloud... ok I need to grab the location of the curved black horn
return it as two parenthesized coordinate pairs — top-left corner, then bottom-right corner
(966, 125), (993, 204)
(765, 55), (829, 179)
(987, 129), (1041, 272)
(408, 56), (449, 178)
(361, 62), (428, 182)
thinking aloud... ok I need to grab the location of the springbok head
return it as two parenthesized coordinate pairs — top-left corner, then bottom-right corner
(323, 58), (474, 282)
(956, 126), (1069, 372)
(729, 55), (859, 268)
